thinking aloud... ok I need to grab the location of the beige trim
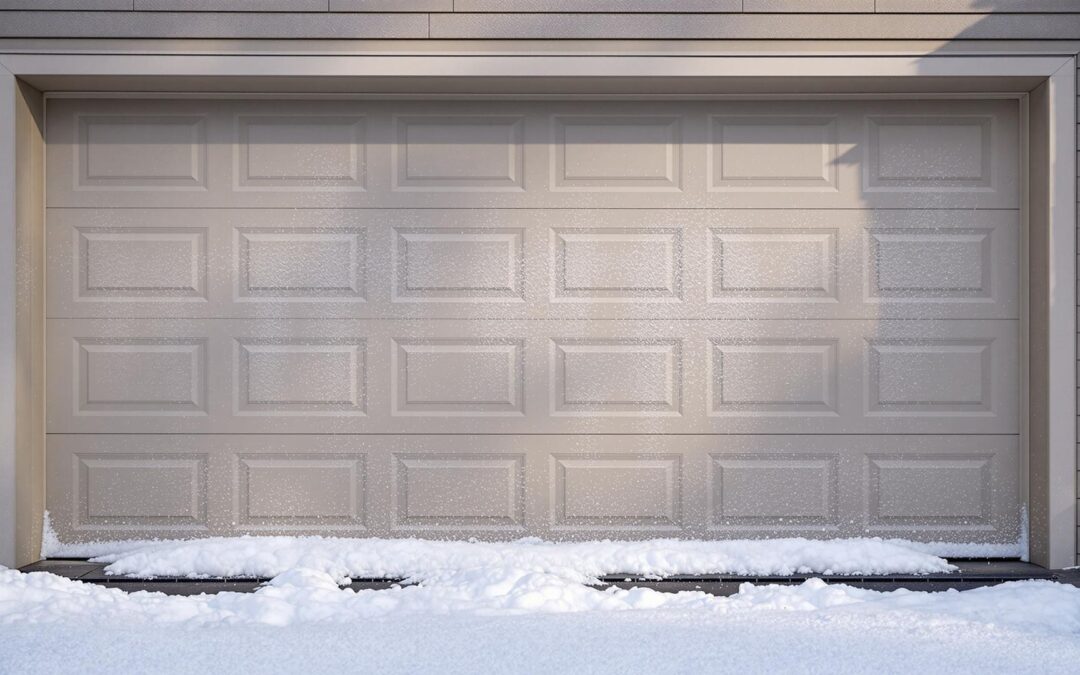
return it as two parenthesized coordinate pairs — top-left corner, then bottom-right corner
(1023, 60), (1078, 569)
(13, 79), (44, 568)
(1, 53), (1074, 80)
(0, 72), (45, 568)
(0, 48), (1074, 566)
(0, 67), (15, 567)
(1, 53), (1072, 98)
(1044, 59), (1076, 568)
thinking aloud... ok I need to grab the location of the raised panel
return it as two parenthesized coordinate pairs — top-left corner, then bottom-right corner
(393, 227), (525, 302)
(551, 227), (682, 302)
(709, 339), (839, 415)
(868, 455), (992, 528)
(76, 454), (207, 530)
(867, 339), (993, 415)
(394, 116), (525, 191)
(866, 227), (992, 301)
(76, 226), (207, 301)
(236, 116), (365, 190)
(236, 454), (366, 529)
(552, 116), (681, 191)
(392, 338), (525, 416)
(866, 116), (993, 191)
(393, 454), (525, 530)
(235, 339), (366, 415)
(551, 339), (681, 416)
(710, 454), (839, 528)
(710, 116), (838, 190)
(551, 454), (682, 530)
(75, 338), (207, 415)
(709, 228), (838, 301)
(77, 115), (206, 189)
(235, 227), (366, 301)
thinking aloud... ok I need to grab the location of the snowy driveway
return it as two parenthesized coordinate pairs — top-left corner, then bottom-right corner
(1, 564), (1080, 674)
(3, 538), (1079, 674)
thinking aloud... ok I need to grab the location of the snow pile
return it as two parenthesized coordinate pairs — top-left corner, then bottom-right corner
(1, 566), (1079, 674)
(84, 536), (956, 581)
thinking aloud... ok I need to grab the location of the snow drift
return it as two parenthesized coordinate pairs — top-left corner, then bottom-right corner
(79, 536), (956, 582)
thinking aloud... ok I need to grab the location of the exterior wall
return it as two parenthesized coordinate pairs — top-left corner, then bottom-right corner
(0, 3), (1079, 41)
(0, 0), (1078, 561)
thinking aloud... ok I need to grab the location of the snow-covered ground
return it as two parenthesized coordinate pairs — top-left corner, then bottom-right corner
(1, 563), (1079, 674)
(77, 536), (958, 581)
(0, 537), (1075, 673)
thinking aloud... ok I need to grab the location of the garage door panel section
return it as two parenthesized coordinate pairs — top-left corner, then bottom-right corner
(392, 114), (527, 192)
(46, 208), (1018, 321)
(70, 336), (209, 417)
(236, 453), (368, 532)
(236, 114), (367, 192)
(393, 452), (527, 532)
(47, 437), (212, 537)
(47, 99), (1018, 210)
(46, 318), (1017, 435)
(45, 434), (1019, 545)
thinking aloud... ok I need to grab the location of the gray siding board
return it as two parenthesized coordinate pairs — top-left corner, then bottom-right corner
(0, 1), (130, 9)
(330, 0), (452, 10)
(134, 1), (330, 11)
(134, 1), (450, 9)
(0, 12), (428, 38)
(744, 0), (875, 12)
(7, 0), (1080, 12)
(877, 1), (1080, 12)
(453, 1), (741, 11)
(430, 13), (1080, 40)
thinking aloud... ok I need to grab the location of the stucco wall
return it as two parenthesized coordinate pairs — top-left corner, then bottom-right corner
(1, 0), (1078, 557)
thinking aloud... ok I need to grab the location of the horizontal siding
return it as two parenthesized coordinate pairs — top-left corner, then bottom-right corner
(0, 11), (429, 38)
(330, 0), (449, 10)
(428, 13), (1080, 40)
(8, 1), (1079, 12)
(453, 1), (743, 11)
(135, 1), (330, 12)
(877, 1), (1080, 12)
(744, 0), (874, 12)
(134, 1), (451, 11)
(0, 8), (1069, 71)
(0, 1), (129, 8)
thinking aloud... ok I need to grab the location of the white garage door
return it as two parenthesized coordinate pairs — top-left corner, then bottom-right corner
(44, 98), (1021, 545)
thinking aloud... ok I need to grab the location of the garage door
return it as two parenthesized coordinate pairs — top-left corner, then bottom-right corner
(43, 98), (1021, 546)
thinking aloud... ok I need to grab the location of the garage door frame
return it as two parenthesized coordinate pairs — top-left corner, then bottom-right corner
(0, 47), (1075, 568)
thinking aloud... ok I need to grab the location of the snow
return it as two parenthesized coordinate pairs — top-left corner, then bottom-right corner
(899, 538), (1024, 560)
(1, 565), (1079, 674)
(78, 536), (957, 581)
(10, 536), (1069, 672)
